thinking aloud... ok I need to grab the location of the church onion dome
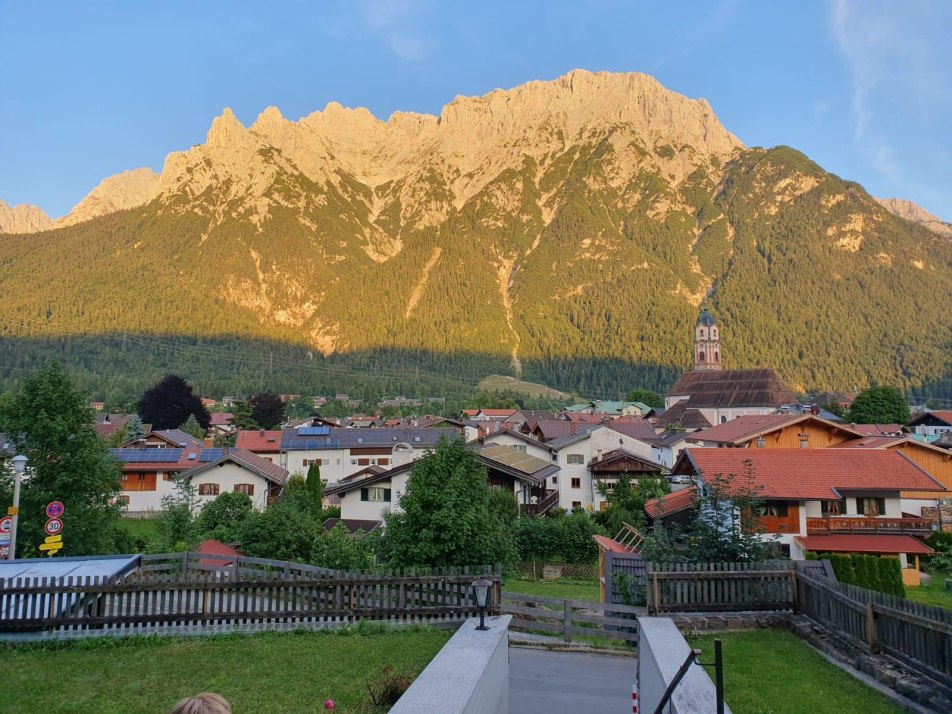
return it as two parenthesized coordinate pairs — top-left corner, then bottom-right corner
(697, 309), (716, 327)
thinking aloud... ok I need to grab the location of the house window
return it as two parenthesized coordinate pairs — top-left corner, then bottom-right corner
(571, 477), (581, 489)
(551, 476), (558, 485)
(798, 433), (809, 449)
(566, 454), (584, 465)
(303, 459), (310, 467)
(571, 501), (582, 510)
(198, 483), (219, 496)
(821, 499), (846, 516)
(163, 473), (174, 481)
(755, 437), (766, 449)
(857, 497), (886, 517)
(235, 483), (255, 496)
(510, 444), (527, 453)
(764, 501), (788, 517)
(379, 458), (390, 466)
(361, 487), (392, 502)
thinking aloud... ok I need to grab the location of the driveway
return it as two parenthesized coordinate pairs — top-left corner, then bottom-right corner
(509, 647), (635, 714)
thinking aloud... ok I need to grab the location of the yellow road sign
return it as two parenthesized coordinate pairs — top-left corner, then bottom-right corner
(7, 506), (17, 516)
(44, 535), (62, 544)
(39, 543), (62, 552)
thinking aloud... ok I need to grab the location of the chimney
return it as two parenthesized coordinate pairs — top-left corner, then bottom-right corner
(204, 437), (214, 448)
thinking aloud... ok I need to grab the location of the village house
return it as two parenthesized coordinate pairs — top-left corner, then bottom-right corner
(109, 446), (288, 515)
(483, 423), (663, 512)
(123, 428), (204, 449)
(837, 435), (952, 517)
(324, 443), (561, 527)
(686, 413), (862, 449)
(668, 448), (943, 584)
(235, 426), (450, 486)
(907, 410), (952, 438)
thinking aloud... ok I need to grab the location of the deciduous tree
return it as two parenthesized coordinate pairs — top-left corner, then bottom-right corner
(847, 385), (910, 425)
(138, 374), (210, 430)
(378, 438), (513, 568)
(248, 392), (286, 430)
(0, 364), (123, 557)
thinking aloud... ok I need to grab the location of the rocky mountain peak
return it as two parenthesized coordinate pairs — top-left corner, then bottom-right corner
(206, 107), (251, 148)
(0, 199), (53, 234)
(877, 197), (952, 238)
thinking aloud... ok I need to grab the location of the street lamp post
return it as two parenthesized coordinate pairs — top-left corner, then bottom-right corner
(8, 455), (28, 562)
(471, 578), (491, 631)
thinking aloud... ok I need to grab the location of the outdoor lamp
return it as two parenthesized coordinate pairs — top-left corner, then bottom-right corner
(8, 455), (28, 562)
(471, 578), (492, 631)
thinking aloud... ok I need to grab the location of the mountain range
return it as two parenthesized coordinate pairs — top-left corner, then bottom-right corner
(2, 70), (951, 400)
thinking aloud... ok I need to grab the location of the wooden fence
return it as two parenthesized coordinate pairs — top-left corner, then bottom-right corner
(646, 561), (797, 613)
(0, 556), (501, 639)
(502, 591), (645, 644)
(605, 551), (647, 605)
(796, 569), (952, 685)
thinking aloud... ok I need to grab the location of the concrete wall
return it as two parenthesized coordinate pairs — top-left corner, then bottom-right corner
(638, 617), (731, 714)
(391, 615), (511, 714)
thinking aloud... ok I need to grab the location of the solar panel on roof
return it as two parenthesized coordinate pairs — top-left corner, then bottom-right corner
(297, 426), (330, 436)
(199, 448), (224, 462)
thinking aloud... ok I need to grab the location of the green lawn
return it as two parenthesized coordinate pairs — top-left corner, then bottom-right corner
(688, 630), (902, 714)
(503, 577), (600, 601)
(905, 574), (952, 610)
(1, 626), (451, 713)
(118, 517), (159, 541)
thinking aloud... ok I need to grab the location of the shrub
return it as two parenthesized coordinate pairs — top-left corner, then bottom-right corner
(812, 553), (904, 597)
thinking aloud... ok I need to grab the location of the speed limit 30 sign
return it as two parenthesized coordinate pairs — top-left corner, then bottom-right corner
(44, 518), (63, 536)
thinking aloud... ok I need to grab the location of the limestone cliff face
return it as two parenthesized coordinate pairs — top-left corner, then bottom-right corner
(0, 199), (53, 234)
(877, 197), (952, 239)
(57, 168), (160, 228)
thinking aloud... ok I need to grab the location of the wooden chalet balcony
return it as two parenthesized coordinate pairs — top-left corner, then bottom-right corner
(521, 489), (560, 517)
(805, 516), (932, 536)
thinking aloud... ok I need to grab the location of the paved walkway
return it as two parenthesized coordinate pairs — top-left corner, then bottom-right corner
(509, 647), (635, 713)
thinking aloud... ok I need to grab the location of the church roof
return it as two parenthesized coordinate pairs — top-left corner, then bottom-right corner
(665, 368), (794, 409)
(697, 309), (716, 327)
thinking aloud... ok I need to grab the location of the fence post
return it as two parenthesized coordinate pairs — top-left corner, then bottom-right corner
(790, 569), (798, 613)
(605, 551), (614, 605)
(866, 602), (877, 653)
(563, 599), (572, 643)
(651, 571), (660, 615)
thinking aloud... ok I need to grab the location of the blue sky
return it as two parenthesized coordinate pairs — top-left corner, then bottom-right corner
(1, 0), (950, 220)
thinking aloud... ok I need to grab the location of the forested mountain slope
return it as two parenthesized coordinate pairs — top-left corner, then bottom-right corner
(2, 70), (950, 399)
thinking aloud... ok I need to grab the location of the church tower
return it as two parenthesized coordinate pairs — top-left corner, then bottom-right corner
(694, 308), (721, 371)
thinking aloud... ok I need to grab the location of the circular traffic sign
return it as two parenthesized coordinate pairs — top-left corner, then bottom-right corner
(44, 518), (63, 536)
(46, 501), (65, 519)
(0, 516), (11, 535)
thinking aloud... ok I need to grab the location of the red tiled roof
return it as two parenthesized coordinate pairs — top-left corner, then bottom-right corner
(645, 486), (698, 519)
(795, 534), (933, 555)
(224, 448), (289, 484)
(197, 539), (243, 566)
(607, 420), (657, 441)
(592, 534), (635, 554)
(476, 409), (517, 417)
(690, 414), (858, 445)
(674, 448), (945, 499)
(210, 413), (234, 426)
(848, 424), (904, 436)
(235, 430), (282, 452)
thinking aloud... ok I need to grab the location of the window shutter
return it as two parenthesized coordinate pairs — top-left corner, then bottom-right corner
(361, 488), (369, 502)
(384, 489), (392, 502)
